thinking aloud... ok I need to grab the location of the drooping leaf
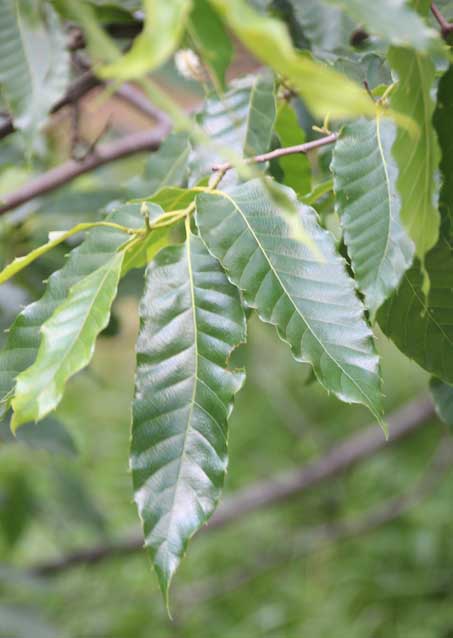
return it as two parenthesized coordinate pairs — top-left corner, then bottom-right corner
(331, 116), (414, 314)
(320, 0), (437, 50)
(0, 0), (70, 141)
(131, 231), (246, 602)
(143, 131), (191, 197)
(273, 101), (311, 195)
(208, 0), (376, 119)
(188, 0), (233, 90)
(388, 47), (441, 269)
(0, 204), (148, 418)
(378, 238), (453, 384)
(100, 0), (192, 80)
(430, 377), (453, 427)
(433, 64), (453, 240)
(196, 178), (382, 419)
(190, 73), (276, 184)
(11, 251), (124, 429)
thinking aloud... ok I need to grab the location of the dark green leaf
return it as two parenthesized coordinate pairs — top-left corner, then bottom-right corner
(331, 117), (414, 313)
(0, 415), (77, 456)
(274, 102), (311, 195)
(0, 471), (34, 547)
(378, 238), (453, 384)
(196, 178), (382, 419)
(289, 0), (355, 53)
(131, 231), (246, 602)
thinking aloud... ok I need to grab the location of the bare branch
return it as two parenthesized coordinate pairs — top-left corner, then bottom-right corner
(30, 396), (435, 577)
(0, 123), (170, 215)
(211, 133), (338, 173)
(431, 2), (453, 38)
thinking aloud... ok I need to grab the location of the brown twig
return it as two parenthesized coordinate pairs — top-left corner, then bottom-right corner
(211, 133), (338, 173)
(29, 397), (435, 577)
(431, 2), (453, 38)
(0, 124), (170, 215)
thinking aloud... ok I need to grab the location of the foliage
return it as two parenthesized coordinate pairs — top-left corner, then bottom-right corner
(0, 0), (453, 619)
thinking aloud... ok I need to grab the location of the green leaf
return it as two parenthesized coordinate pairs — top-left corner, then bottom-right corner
(0, 470), (34, 547)
(208, 0), (376, 119)
(288, 0), (355, 53)
(388, 47), (441, 270)
(433, 65), (453, 240)
(188, 0), (233, 90)
(0, 0), (70, 140)
(0, 204), (146, 418)
(131, 231), (246, 603)
(378, 238), (453, 384)
(430, 377), (453, 427)
(143, 132), (190, 196)
(190, 73), (276, 184)
(331, 116), (414, 314)
(196, 178), (382, 419)
(0, 221), (134, 285)
(274, 102), (311, 195)
(100, 0), (192, 80)
(11, 252), (124, 429)
(321, 0), (437, 50)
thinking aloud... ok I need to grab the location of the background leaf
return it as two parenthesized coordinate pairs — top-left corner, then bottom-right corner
(196, 179), (382, 419)
(388, 47), (441, 268)
(100, 0), (192, 80)
(378, 237), (453, 384)
(188, 0), (233, 90)
(331, 117), (414, 313)
(430, 377), (453, 427)
(209, 0), (376, 119)
(0, 0), (70, 141)
(131, 232), (246, 602)
(274, 101), (311, 195)
(433, 64), (453, 241)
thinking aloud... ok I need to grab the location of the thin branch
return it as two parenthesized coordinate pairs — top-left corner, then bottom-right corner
(211, 133), (338, 173)
(115, 83), (171, 125)
(178, 437), (453, 607)
(30, 397), (435, 577)
(431, 2), (453, 38)
(0, 124), (170, 215)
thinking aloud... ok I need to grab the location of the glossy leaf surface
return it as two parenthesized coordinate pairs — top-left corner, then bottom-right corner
(12, 251), (124, 429)
(430, 378), (453, 427)
(131, 232), (246, 601)
(331, 117), (414, 313)
(196, 179), (382, 419)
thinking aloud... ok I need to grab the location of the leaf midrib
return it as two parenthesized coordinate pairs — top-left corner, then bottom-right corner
(207, 188), (379, 417)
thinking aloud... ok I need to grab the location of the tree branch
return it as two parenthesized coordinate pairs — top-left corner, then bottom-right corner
(431, 2), (453, 38)
(30, 396), (435, 577)
(0, 124), (170, 215)
(211, 133), (338, 173)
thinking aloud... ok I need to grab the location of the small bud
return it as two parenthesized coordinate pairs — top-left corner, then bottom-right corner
(174, 49), (206, 83)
